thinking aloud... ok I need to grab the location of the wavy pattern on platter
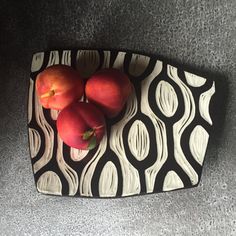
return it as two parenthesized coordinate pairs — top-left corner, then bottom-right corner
(80, 133), (108, 197)
(57, 135), (79, 196)
(33, 90), (54, 174)
(168, 65), (199, 185)
(110, 91), (141, 196)
(142, 61), (169, 193)
(32, 51), (60, 173)
(28, 49), (216, 197)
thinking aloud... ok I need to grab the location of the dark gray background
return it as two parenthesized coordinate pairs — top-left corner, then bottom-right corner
(0, 0), (235, 235)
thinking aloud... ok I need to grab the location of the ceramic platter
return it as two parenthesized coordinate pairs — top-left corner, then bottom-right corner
(28, 49), (216, 197)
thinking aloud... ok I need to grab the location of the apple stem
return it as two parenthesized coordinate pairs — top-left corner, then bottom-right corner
(94, 125), (104, 130)
(40, 90), (55, 98)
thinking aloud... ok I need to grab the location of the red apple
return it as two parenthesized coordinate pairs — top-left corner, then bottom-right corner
(57, 101), (106, 150)
(36, 65), (84, 110)
(85, 68), (133, 118)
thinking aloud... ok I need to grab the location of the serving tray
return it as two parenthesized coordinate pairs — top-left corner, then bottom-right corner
(28, 49), (216, 197)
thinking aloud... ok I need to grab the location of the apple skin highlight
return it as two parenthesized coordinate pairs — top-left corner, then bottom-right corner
(36, 65), (84, 110)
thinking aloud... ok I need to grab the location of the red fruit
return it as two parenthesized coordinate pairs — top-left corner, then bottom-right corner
(85, 68), (133, 118)
(36, 65), (84, 110)
(57, 102), (106, 150)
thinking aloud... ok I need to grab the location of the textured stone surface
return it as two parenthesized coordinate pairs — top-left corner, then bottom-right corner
(0, 0), (235, 235)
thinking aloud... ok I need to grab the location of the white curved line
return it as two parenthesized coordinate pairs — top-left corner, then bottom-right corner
(112, 52), (126, 70)
(47, 51), (59, 67)
(29, 128), (41, 158)
(199, 82), (215, 125)
(142, 61), (168, 193)
(70, 148), (89, 162)
(189, 125), (209, 165)
(102, 51), (111, 68)
(50, 109), (60, 120)
(99, 161), (118, 197)
(28, 78), (34, 123)
(62, 50), (71, 66)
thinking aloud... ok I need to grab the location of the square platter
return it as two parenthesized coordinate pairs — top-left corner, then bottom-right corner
(28, 49), (216, 197)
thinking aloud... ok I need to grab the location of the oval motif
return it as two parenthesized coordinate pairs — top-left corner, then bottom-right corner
(189, 125), (209, 165)
(156, 80), (178, 117)
(37, 171), (62, 195)
(29, 128), (41, 158)
(99, 161), (118, 197)
(163, 170), (184, 191)
(31, 52), (44, 72)
(128, 120), (150, 161)
(76, 50), (100, 78)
